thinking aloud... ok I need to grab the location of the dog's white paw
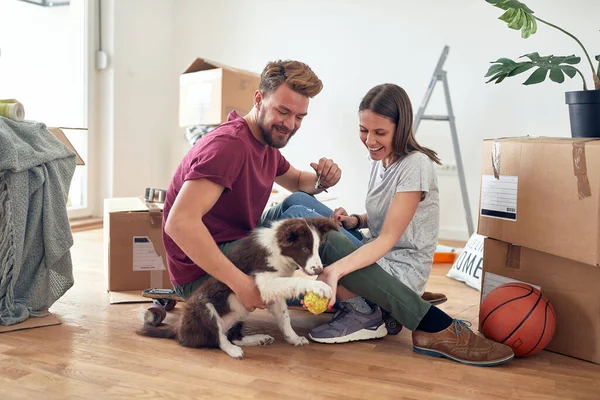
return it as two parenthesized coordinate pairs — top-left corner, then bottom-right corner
(256, 335), (275, 346)
(223, 345), (244, 359)
(287, 335), (309, 346)
(234, 334), (275, 346)
(309, 281), (333, 299)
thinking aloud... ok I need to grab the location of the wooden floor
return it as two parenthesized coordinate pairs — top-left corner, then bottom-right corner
(1, 229), (599, 399)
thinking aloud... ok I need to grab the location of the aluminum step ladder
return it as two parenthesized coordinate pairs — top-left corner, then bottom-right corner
(413, 45), (475, 237)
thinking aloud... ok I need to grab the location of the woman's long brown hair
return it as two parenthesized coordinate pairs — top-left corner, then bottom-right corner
(359, 83), (441, 165)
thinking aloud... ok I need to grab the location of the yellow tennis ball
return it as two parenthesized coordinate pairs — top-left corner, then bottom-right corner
(303, 291), (330, 315)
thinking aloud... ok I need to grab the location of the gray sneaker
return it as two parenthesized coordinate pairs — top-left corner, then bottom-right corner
(308, 301), (388, 344)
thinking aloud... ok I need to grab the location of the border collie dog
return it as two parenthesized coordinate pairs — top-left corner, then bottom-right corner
(136, 217), (339, 359)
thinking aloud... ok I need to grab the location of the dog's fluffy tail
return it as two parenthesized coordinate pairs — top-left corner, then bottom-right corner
(136, 324), (177, 340)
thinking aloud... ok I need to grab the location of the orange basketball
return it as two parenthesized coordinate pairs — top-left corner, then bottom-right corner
(479, 283), (556, 357)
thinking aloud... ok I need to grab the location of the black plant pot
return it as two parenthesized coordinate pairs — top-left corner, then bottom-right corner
(565, 89), (600, 138)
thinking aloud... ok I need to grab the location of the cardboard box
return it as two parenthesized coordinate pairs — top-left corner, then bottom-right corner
(477, 137), (600, 266)
(179, 58), (260, 127)
(48, 127), (85, 165)
(103, 197), (171, 293)
(480, 238), (600, 364)
(102, 190), (292, 296)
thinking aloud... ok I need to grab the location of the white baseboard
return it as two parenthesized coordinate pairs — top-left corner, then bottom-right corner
(439, 226), (470, 242)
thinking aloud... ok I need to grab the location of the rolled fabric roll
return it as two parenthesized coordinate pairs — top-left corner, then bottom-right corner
(0, 99), (25, 121)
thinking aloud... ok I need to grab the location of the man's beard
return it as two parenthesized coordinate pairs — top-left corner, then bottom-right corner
(257, 112), (295, 149)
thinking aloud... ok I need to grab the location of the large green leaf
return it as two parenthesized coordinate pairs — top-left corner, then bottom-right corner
(486, 0), (537, 38)
(561, 66), (578, 79)
(521, 52), (580, 65)
(523, 68), (548, 85)
(549, 68), (565, 83)
(486, 0), (534, 13)
(485, 53), (581, 86)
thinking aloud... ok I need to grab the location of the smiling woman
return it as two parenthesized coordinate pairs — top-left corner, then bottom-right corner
(271, 83), (448, 344)
(360, 110), (396, 163)
(359, 84), (441, 168)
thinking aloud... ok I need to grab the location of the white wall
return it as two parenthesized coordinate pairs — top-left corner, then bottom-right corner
(168, 0), (599, 240)
(0, 0), (85, 127)
(91, 0), (178, 203)
(96, 0), (598, 240)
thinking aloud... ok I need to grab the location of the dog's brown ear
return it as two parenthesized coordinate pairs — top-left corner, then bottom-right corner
(309, 217), (339, 236)
(277, 219), (309, 247)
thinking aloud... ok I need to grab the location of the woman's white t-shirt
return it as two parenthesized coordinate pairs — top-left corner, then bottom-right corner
(362, 151), (440, 295)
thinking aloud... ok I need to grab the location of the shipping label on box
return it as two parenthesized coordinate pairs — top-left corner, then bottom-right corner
(481, 271), (540, 301)
(480, 175), (518, 221)
(132, 236), (166, 272)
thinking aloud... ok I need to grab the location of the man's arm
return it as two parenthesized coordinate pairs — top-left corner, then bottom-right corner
(164, 178), (266, 311)
(275, 157), (342, 194)
(275, 164), (321, 194)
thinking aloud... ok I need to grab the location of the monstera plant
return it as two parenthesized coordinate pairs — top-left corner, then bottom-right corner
(484, 0), (600, 138)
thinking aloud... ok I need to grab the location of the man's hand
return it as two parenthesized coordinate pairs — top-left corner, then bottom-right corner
(331, 207), (359, 230)
(233, 275), (268, 312)
(310, 157), (341, 189)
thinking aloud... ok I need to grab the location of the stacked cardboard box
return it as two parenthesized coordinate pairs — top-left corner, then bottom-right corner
(103, 197), (171, 294)
(103, 188), (286, 297)
(179, 58), (260, 127)
(477, 137), (600, 364)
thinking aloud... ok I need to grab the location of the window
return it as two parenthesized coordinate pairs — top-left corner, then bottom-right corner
(0, 0), (91, 218)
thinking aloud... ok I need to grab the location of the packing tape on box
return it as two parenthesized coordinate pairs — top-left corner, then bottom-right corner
(150, 270), (163, 288)
(0, 99), (25, 121)
(572, 142), (592, 200)
(146, 202), (162, 227)
(492, 141), (501, 179)
(506, 244), (521, 269)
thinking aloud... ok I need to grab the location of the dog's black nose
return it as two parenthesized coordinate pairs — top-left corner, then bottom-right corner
(310, 266), (324, 275)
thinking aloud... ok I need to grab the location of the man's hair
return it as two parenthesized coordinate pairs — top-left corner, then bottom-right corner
(259, 60), (323, 98)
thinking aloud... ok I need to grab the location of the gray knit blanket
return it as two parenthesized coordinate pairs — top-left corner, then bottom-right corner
(0, 117), (76, 326)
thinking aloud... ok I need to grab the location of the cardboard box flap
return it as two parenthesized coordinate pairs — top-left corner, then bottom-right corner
(48, 127), (85, 165)
(183, 58), (221, 74)
(104, 197), (164, 214)
(183, 57), (258, 77)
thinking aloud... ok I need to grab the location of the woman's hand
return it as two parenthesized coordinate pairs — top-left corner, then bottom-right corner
(331, 207), (358, 230)
(316, 265), (341, 306)
(301, 265), (340, 310)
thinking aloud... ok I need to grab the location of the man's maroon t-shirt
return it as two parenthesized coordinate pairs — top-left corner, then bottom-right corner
(162, 111), (290, 286)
